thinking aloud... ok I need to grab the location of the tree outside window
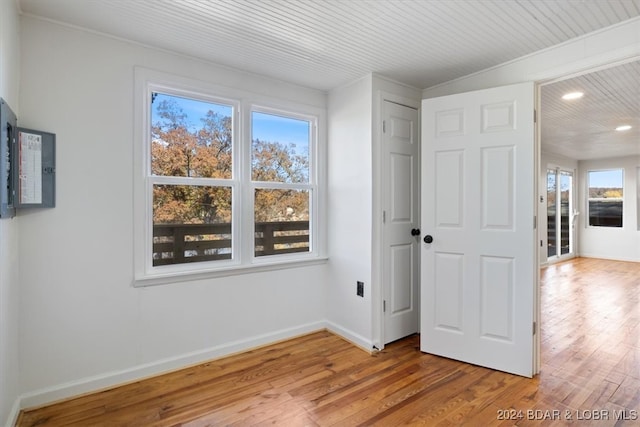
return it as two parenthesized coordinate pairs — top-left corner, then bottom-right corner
(252, 111), (312, 257)
(149, 93), (315, 266)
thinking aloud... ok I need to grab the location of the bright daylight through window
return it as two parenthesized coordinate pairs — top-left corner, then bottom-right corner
(252, 111), (311, 257)
(145, 88), (319, 277)
(587, 169), (623, 227)
(151, 93), (234, 266)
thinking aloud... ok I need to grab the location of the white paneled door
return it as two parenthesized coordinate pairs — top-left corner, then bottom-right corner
(420, 83), (536, 377)
(383, 100), (420, 344)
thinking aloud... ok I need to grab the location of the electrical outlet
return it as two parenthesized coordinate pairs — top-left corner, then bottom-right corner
(357, 281), (364, 297)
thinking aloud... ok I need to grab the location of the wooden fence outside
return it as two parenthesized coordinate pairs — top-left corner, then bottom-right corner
(153, 221), (309, 266)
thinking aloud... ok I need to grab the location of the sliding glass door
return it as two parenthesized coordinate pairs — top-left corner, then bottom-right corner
(547, 168), (574, 260)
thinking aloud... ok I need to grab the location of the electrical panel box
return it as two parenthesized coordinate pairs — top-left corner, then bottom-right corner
(0, 98), (56, 219)
(0, 98), (16, 218)
(14, 128), (56, 209)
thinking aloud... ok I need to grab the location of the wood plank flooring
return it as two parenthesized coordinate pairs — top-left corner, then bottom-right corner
(16, 257), (640, 426)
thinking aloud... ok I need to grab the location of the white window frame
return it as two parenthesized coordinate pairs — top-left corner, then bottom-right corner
(134, 68), (327, 286)
(586, 168), (624, 228)
(248, 106), (318, 263)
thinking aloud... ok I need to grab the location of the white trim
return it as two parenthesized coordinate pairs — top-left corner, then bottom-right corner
(545, 167), (577, 262)
(578, 254), (640, 263)
(17, 321), (328, 410)
(133, 67), (327, 286)
(325, 321), (374, 353)
(546, 254), (577, 265)
(134, 256), (328, 287)
(586, 168), (624, 229)
(248, 105), (318, 261)
(372, 87), (422, 350)
(4, 398), (20, 427)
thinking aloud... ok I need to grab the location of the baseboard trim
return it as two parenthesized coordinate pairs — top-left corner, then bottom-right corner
(579, 254), (640, 263)
(325, 321), (374, 353)
(4, 398), (21, 427)
(17, 319), (373, 414)
(18, 321), (327, 411)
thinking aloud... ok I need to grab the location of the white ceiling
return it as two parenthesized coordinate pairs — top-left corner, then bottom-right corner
(17, 0), (640, 160)
(542, 60), (640, 160)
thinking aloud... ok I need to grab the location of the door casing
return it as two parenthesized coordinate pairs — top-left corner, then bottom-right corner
(381, 99), (421, 344)
(373, 89), (422, 350)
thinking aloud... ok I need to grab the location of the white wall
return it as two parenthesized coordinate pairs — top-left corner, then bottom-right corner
(17, 16), (328, 407)
(326, 75), (374, 348)
(0, 0), (21, 424)
(12, 6), (640, 418)
(326, 74), (421, 350)
(578, 156), (640, 261)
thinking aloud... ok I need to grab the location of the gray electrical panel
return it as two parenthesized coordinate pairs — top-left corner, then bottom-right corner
(0, 97), (56, 218)
(14, 128), (56, 209)
(0, 98), (16, 218)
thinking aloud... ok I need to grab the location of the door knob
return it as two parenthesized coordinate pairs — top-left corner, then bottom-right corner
(423, 235), (433, 244)
(411, 228), (420, 236)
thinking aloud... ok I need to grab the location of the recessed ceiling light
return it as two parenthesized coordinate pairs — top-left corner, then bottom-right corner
(616, 125), (632, 131)
(562, 92), (584, 100)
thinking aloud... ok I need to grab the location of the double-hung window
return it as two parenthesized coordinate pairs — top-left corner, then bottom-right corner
(150, 92), (236, 266)
(134, 69), (324, 285)
(251, 110), (313, 257)
(587, 169), (623, 227)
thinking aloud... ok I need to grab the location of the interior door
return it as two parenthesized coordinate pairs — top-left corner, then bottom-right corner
(383, 100), (420, 344)
(420, 82), (536, 377)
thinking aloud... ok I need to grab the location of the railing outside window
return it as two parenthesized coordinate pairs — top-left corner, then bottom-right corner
(153, 221), (310, 266)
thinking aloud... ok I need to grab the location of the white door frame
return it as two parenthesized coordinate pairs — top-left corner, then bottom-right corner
(545, 165), (577, 264)
(533, 54), (640, 372)
(373, 39), (640, 354)
(373, 90), (421, 350)
(381, 99), (420, 345)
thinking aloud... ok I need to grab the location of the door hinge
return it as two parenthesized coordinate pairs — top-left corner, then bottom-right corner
(533, 321), (537, 335)
(382, 120), (386, 133)
(383, 300), (386, 312)
(383, 210), (386, 223)
(534, 215), (537, 229)
(534, 109), (537, 123)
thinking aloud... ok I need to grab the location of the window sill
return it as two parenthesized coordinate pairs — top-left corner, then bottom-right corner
(133, 256), (329, 287)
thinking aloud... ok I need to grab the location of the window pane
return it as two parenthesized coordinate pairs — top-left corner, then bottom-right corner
(151, 93), (232, 179)
(251, 111), (310, 183)
(588, 200), (623, 227)
(588, 170), (623, 198)
(588, 169), (623, 227)
(559, 172), (571, 255)
(254, 189), (309, 257)
(546, 169), (556, 258)
(153, 184), (232, 266)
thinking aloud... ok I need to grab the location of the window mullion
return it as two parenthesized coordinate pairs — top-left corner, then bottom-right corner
(150, 175), (232, 187)
(251, 181), (313, 191)
(555, 168), (561, 257)
(136, 68), (323, 285)
(240, 104), (255, 262)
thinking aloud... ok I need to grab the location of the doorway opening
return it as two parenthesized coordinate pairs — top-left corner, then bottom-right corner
(538, 58), (640, 374)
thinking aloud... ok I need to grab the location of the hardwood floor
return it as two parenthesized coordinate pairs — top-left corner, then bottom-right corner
(17, 257), (640, 426)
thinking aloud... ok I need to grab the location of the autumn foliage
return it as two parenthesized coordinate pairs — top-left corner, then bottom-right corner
(151, 96), (309, 226)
